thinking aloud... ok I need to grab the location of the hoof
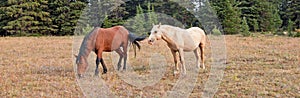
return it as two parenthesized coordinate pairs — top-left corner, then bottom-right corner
(117, 65), (121, 71)
(94, 72), (99, 76)
(196, 65), (200, 69)
(173, 70), (179, 76)
(102, 70), (107, 74)
(95, 70), (99, 76)
(103, 68), (107, 74)
(78, 74), (83, 78)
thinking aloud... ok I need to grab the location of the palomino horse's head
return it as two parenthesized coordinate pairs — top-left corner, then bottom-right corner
(148, 23), (163, 45)
(74, 54), (88, 78)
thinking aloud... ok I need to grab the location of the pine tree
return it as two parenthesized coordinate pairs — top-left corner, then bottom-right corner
(2, 0), (53, 36)
(88, 0), (106, 27)
(279, 0), (289, 30)
(237, 0), (260, 32)
(287, 0), (300, 29)
(258, 1), (282, 32)
(221, 0), (242, 34)
(253, 19), (259, 33)
(89, 0), (127, 28)
(103, 14), (112, 28)
(287, 19), (294, 37)
(151, 4), (158, 25)
(106, 0), (127, 27)
(49, 0), (86, 35)
(132, 4), (146, 35)
(146, 2), (158, 33)
(39, 0), (55, 35)
(272, 8), (283, 33)
(197, 0), (221, 34)
(210, 0), (242, 34)
(212, 25), (222, 35)
(124, 2), (158, 35)
(241, 17), (251, 36)
(170, 0), (196, 28)
(0, 1), (10, 36)
(73, 1), (89, 35)
(49, 0), (72, 35)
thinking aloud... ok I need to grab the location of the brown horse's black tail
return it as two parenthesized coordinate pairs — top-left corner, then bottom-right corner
(128, 33), (147, 57)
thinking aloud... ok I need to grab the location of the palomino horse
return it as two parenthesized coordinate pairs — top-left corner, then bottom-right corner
(74, 26), (146, 78)
(148, 23), (206, 75)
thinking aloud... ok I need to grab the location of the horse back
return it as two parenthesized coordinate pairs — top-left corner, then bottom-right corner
(95, 26), (129, 52)
(186, 27), (206, 45)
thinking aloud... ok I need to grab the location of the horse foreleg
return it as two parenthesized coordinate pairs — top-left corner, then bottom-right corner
(97, 51), (107, 74)
(100, 58), (107, 74)
(115, 48), (124, 71)
(123, 46), (128, 70)
(178, 49), (186, 74)
(193, 49), (201, 69)
(200, 44), (205, 69)
(95, 57), (100, 76)
(171, 50), (179, 75)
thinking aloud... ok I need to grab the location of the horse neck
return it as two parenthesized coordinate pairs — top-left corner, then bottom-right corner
(161, 27), (177, 45)
(78, 28), (98, 59)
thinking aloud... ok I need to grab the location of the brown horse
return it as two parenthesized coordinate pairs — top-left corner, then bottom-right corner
(74, 26), (146, 78)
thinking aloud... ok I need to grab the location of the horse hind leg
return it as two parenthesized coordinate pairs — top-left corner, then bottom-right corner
(122, 45), (128, 70)
(178, 49), (186, 74)
(199, 43), (205, 69)
(193, 49), (201, 69)
(115, 48), (124, 71)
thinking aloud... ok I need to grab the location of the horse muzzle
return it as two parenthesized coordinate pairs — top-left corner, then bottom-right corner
(148, 39), (154, 45)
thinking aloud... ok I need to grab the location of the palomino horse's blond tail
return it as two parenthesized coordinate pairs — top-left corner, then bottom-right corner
(205, 35), (211, 48)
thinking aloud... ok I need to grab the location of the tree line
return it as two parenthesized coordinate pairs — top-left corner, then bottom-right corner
(0, 0), (299, 37)
(210, 0), (299, 37)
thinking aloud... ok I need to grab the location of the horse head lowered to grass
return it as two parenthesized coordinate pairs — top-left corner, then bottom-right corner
(148, 23), (207, 75)
(74, 26), (146, 78)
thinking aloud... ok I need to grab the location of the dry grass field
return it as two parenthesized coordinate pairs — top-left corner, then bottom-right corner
(0, 34), (299, 97)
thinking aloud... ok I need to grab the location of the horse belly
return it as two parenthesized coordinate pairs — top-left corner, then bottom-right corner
(95, 37), (122, 52)
(103, 41), (122, 51)
(183, 46), (198, 51)
(182, 33), (200, 51)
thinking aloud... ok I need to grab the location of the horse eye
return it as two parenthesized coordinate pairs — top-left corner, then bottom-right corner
(154, 31), (157, 33)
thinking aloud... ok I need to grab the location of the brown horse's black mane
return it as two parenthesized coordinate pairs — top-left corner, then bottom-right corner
(76, 28), (99, 63)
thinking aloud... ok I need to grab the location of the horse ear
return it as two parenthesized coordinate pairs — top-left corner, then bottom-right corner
(158, 22), (161, 28)
(152, 23), (155, 26)
(74, 54), (78, 58)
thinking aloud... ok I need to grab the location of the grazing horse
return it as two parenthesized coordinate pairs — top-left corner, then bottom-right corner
(74, 26), (146, 78)
(148, 23), (206, 75)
